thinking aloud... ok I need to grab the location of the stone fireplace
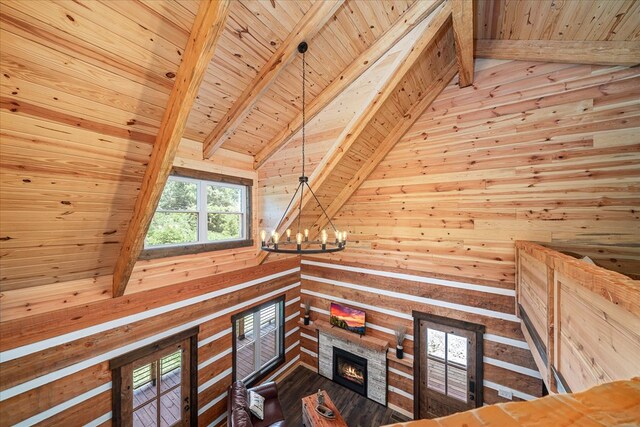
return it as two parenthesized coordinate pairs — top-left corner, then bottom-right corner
(333, 347), (368, 396)
(318, 328), (387, 405)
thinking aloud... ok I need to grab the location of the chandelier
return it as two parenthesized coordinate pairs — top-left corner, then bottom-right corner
(260, 41), (346, 254)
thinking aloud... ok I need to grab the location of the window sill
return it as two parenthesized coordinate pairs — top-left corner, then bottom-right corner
(140, 239), (254, 260)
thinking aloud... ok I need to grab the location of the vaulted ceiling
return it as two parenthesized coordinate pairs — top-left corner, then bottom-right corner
(1, 0), (638, 295)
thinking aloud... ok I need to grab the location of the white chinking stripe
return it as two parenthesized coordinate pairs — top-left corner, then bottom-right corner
(302, 274), (520, 322)
(207, 411), (227, 427)
(14, 382), (112, 427)
(199, 327), (232, 348)
(484, 380), (537, 400)
(388, 403), (413, 419)
(388, 385), (413, 400)
(285, 311), (299, 323)
(85, 411), (112, 427)
(300, 347), (317, 358)
(198, 367), (233, 394)
(388, 366), (413, 380)
(301, 260), (515, 296)
(0, 281), (300, 401)
(484, 357), (542, 379)
(199, 391), (228, 416)
(285, 326), (300, 338)
(484, 333), (529, 349)
(1, 267), (300, 363)
(199, 347), (232, 370)
(285, 296), (301, 306)
(300, 332), (317, 342)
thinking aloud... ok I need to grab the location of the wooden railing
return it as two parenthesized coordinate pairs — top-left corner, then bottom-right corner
(515, 241), (640, 393)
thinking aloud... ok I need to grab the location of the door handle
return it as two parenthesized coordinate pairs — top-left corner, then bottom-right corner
(470, 380), (475, 393)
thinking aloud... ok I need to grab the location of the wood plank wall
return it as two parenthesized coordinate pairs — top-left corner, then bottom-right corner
(0, 258), (301, 426)
(299, 257), (543, 418)
(325, 60), (640, 285)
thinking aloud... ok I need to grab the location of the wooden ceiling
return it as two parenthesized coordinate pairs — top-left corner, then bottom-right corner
(0, 0), (638, 293)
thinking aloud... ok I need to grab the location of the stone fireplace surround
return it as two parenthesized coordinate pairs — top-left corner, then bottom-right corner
(318, 329), (388, 405)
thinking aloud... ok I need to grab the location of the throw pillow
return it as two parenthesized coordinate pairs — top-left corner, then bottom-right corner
(248, 390), (265, 420)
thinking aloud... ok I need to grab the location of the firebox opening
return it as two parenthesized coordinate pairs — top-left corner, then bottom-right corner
(333, 347), (368, 397)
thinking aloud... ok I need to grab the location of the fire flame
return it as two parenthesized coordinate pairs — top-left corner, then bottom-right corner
(342, 365), (364, 382)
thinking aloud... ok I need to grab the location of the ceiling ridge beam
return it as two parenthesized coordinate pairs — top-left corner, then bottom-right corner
(253, 0), (446, 169)
(451, 0), (474, 87)
(202, 0), (344, 159)
(257, 1), (452, 264)
(475, 39), (640, 66)
(310, 61), (458, 237)
(112, 0), (231, 297)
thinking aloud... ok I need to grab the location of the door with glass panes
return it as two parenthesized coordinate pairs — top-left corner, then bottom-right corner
(413, 312), (484, 418)
(111, 329), (198, 427)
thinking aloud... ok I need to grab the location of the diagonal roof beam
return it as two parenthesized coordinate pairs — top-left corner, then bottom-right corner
(202, 0), (344, 159)
(113, 0), (230, 297)
(451, 0), (474, 87)
(257, 1), (452, 264)
(253, 0), (446, 169)
(310, 62), (458, 237)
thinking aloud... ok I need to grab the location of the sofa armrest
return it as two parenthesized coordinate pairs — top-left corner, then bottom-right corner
(249, 382), (278, 400)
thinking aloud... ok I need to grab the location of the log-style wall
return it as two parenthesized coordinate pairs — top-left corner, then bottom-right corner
(299, 258), (543, 417)
(0, 258), (301, 426)
(325, 60), (640, 284)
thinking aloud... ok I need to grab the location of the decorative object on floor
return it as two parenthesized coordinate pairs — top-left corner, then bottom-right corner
(304, 299), (311, 325)
(394, 324), (407, 359)
(260, 41), (346, 255)
(302, 390), (347, 427)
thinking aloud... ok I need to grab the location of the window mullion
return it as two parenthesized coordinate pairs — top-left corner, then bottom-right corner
(198, 182), (207, 242)
(254, 311), (261, 373)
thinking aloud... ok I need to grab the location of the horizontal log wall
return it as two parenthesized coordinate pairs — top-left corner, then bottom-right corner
(325, 60), (639, 285)
(299, 258), (543, 418)
(0, 258), (301, 427)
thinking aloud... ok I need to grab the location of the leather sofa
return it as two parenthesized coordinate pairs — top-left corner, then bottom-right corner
(227, 381), (286, 427)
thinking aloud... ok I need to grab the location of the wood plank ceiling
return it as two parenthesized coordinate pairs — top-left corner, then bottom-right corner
(0, 0), (638, 293)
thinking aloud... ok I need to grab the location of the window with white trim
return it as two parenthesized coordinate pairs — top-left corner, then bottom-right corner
(143, 171), (251, 256)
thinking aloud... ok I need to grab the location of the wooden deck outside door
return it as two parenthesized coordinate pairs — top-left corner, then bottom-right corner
(413, 311), (484, 419)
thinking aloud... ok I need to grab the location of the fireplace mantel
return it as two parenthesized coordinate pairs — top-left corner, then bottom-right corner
(309, 319), (390, 353)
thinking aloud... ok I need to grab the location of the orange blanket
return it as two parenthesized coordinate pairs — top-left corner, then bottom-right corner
(386, 378), (640, 426)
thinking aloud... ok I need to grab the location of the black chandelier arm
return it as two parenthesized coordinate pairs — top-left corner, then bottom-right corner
(304, 181), (339, 233)
(273, 180), (303, 235)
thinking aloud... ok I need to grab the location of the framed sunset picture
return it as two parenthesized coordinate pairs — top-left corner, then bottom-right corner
(330, 302), (366, 335)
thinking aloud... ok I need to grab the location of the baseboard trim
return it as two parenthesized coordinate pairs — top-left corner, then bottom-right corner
(388, 403), (413, 420)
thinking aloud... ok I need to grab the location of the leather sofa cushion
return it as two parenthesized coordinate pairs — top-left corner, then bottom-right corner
(251, 397), (285, 427)
(231, 381), (249, 412)
(230, 408), (253, 427)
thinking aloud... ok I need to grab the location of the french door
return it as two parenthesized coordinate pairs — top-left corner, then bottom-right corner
(413, 312), (484, 419)
(111, 328), (198, 427)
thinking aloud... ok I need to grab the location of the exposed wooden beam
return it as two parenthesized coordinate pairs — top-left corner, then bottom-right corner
(202, 0), (344, 159)
(253, 0), (446, 169)
(451, 0), (474, 87)
(311, 62), (458, 236)
(257, 1), (452, 264)
(112, 0), (230, 297)
(475, 39), (640, 66)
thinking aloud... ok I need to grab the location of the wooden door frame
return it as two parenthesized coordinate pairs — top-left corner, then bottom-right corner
(110, 326), (199, 426)
(412, 311), (485, 418)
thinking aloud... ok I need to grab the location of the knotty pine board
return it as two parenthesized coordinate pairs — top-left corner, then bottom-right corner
(320, 60), (639, 285)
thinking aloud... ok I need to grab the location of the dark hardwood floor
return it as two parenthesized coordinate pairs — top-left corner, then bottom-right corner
(278, 366), (410, 427)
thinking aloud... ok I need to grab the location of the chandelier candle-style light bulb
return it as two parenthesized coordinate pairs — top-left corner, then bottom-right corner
(273, 232), (280, 249)
(286, 228), (292, 242)
(343, 230), (348, 246)
(304, 228), (309, 242)
(260, 230), (266, 246)
(296, 232), (302, 250)
(334, 230), (339, 244)
(321, 229), (328, 250)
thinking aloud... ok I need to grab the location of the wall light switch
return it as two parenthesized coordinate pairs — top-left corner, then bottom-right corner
(498, 388), (513, 400)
